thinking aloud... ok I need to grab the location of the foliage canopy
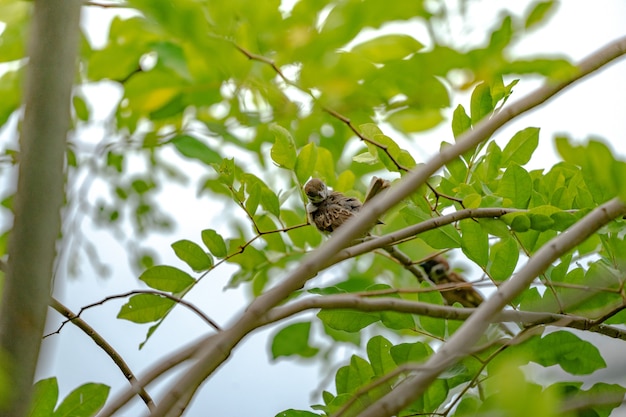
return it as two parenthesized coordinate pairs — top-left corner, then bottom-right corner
(0, 0), (625, 416)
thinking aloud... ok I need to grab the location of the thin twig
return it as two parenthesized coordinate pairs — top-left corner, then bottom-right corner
(49, 298), (156, 412)
(45, 290), (221, 337)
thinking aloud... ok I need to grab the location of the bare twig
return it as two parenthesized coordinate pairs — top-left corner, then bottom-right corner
(49, 298), (156, 412)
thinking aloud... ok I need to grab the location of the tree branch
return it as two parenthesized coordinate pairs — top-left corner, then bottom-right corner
(260, 293), (626, 340)
(49, 298), (156, 412)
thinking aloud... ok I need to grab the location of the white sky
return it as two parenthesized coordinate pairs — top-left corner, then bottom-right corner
(35, 2), (626, 416)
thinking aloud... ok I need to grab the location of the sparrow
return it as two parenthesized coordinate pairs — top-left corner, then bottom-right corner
(419, 256), (484, 308)
(304, 177), (389, 233)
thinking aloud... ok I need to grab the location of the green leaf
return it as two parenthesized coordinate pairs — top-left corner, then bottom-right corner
(366, 336), (396, 376)
(417, 283), (446, 337)
(460, 219), (489, 267)
(171, 135), (221, 165)
(525, 1), (556, 29)
(139, 265), (195, 292)
(335, 355), (375, 395)
(502, 212), (531, 232)
(245, 182), (261, 215)
(274, 410), (321, 417)
(201, 229), (227, 257)
(352, 34), (423, 62)
(53, 383), (109, 417)
(390, 341), (432, 365)
(72, 95), (90, 121)
(401, 206), (461, 249)
(501, 127), (539, 166)
(261, 186), (281, 217)
(171, 239), (213, 271)
(29, 378), (58, 417)
(532, 331), (606, 375)
(271, 322), (319, 359)
(270, 124), (297, 169)
(470, 82), (493, 124)
(295, 143), (318, 183)
(117, 294), (175, 323)
(498, 164), (532, 208)
(313, 147), (335, 184)
(387, 108), (444, 133)
(488, 238), (518, 281)
(317, 309), (379, 332)
(451, 104), (472, 140)
(353, 151), (378, 165)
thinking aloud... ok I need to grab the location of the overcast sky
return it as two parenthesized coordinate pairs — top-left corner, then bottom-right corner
(35, 2), (626, 416)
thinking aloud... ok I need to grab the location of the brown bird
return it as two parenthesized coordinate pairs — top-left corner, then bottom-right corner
(420, 256), (484, 308)
(304, 177), (389, 233)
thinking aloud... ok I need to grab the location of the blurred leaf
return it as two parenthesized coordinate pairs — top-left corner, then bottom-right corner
(270, 124), (297, 169)
(530, 331), (606, 375)
(172, 135), (221, 166)
(387, 108), (444, 133)
(295, 143), (318, 183)
(352, 34), (423, 62)
(171, 239), (213, 271)
(525, 1), (557, 29)
(139, 265), (195, 292)
(29, 378), (58, 417)
(72, 94), (90, 121)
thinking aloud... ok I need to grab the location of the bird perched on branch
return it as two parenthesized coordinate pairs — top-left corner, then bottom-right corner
(304, 177), (390, 233)
(419, 256), (484, 308)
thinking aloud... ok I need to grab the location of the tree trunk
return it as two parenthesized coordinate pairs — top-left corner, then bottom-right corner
(0, 1), (81, 415)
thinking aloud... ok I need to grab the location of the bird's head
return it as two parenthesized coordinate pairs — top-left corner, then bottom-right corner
(420, 256), (450, 283)
(304, 178), (330, 204)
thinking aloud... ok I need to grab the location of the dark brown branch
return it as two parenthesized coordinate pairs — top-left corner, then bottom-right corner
(49, 298), (156, 412)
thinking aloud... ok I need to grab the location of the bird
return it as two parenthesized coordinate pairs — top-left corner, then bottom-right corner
(419, 256), (484, 308)
(304, 177), (389, 234)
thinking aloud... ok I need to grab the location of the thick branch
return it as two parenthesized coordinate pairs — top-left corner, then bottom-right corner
(0, 1), (81, 415)
(49, 298), (156, 412)
(129, 36), (626, 417)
